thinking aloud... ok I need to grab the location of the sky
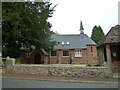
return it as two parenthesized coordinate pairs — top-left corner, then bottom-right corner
(48, 0), (120, 37)
(118, 1), (120, 25)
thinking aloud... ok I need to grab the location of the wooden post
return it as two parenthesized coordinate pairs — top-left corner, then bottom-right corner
(106, 45), (112, 73)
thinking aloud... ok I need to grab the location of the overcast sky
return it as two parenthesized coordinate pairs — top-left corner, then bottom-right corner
(48, 0), (119, 37)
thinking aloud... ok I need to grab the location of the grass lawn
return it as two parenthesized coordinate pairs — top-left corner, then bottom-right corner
(40, 64), (87, 67)
(2, 60), (100, 67)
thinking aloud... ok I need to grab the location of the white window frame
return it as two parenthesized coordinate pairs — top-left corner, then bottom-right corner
(50, 50), (57, 57)
(75, 49), (82, 57)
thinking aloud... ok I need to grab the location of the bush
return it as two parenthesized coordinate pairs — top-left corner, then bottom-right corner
(15, 61), (21, 64)
(0, 62), (3, 64)
(86, 64), (93, 67)
(93, 64), (100, 67)
(3, 61), (6, 65)
(86, 64), (100, 67)
(93, 56), (98, 60)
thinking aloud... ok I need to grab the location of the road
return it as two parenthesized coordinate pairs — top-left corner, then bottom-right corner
(2, 79), (118, 88)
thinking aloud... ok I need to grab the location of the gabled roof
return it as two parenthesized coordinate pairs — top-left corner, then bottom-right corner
(51, 34), (96, 49)
(97, 25), (120, 47)
(31, 48), (48, 56)
(104, 25), (120, 44)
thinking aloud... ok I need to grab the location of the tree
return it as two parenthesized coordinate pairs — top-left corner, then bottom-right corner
(2, 1), (57, 58)
(91, 25), (105, 44)
(0, 2), (1, 55)
(54, 31), (60, 35)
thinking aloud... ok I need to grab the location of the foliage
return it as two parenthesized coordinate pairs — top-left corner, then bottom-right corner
(91, 25), (105, 44)
(92, 56), (98, 60)
(3, 61), (6, 65)
(86, 64), (94, 67)
(0, 2), (1, 54)
(15, 61), (21, 64)
(86, 64), (100, 67)
(0, 29), (1, 54)
(54, 31), (60, 35)
(0, 62), (3, 64)
(2, 1), (57, 58)
(93, 64), (100, 66)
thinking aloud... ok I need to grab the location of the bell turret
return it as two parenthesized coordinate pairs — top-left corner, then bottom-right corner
(80, 20), (84, 34)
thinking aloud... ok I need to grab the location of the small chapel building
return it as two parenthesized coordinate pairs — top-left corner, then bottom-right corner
(20, 21), (98, 64)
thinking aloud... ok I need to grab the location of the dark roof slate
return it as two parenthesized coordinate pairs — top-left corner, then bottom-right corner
(51, 34), (96, 49)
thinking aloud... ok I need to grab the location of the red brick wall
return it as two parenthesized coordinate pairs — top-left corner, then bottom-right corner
(86, 45), (98, 64)
(49, 45), (98, 64)
(49, 57), (57, 64)
(73, 49), (88, 64)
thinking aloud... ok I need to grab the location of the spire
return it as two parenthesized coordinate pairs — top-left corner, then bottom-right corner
(80, 20), (84, 34)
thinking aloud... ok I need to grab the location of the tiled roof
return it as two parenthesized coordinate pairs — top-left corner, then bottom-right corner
(97, 25), (120, 47)
(51, 34), (96, 49)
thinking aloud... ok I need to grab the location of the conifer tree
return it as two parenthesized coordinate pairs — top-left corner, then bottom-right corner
(2, 1), (57, 57)
(91, 25), (105, 44)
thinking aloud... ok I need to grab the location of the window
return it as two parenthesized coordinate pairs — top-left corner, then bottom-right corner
(63, 50), (69, 56)
(75, 50), (82, 57)
(51, 51), (57, 57)
(25, 50), (31, 57)
(61, 42), (65, 45)
(91, 46), (93, 52)
(66, 41), (70, 45)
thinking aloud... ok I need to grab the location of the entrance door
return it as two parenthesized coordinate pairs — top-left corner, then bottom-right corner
(34, 53), (41, 64)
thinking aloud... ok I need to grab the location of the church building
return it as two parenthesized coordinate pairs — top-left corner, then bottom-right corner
(49, 21), (98, 64)
(20, 21), (98, 64)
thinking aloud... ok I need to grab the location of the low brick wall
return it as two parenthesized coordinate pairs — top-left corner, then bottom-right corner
(5, 58), (110, 77)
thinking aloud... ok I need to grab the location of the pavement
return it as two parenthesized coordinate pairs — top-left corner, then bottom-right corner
(1, 68), (119, 84)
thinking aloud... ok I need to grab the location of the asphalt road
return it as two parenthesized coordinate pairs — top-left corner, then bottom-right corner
(2, 79), (118, 88)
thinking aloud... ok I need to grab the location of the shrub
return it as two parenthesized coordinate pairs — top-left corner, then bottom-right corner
(3, 61), (6, 65)
(86, 64), (93, 67)
(15, 61), (21, 64)
(93, 64), (100, 67)
(93, 56), (98, 60)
